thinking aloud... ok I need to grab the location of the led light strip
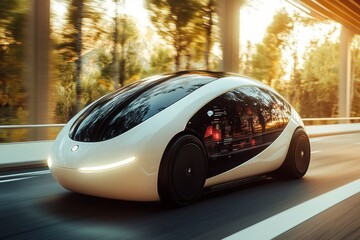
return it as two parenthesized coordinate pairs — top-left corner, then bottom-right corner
(78, 157), (136, 172)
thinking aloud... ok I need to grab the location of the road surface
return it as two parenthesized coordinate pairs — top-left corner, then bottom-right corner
(0, 133), (359, 239)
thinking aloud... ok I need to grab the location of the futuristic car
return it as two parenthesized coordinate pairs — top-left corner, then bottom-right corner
(48, 71), (311, 206)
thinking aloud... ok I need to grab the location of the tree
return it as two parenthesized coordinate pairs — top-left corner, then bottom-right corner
(203, 0), (216, 70)
(239, 41), (252, 76)
(301, 40), (339, 118)
(99, 15), (142, 87)
(283, 13), (319, 110)
(118, 15), (140, 86)
(53, 0), (146, 122)
(351, 35), (360, 117)
(250, 9), (293, 87)
(146, 0), (218, 71)
(149, 45), (173, 74)
(146, 0), (201, 71)
(0, 0), (28, 142)
(54, 62), (76, 123)
(112, 0), (120, 87)
(57, 0), (102, 113)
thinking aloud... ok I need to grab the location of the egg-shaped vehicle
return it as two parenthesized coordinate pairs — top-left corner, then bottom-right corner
(48, 71), (310, 206)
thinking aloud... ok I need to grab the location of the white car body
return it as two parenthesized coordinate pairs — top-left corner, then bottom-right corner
(48, 71), (306, 202)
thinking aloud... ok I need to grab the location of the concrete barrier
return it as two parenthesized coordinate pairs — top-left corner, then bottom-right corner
(305, 123), (360, 137)
(0, 141), (53, 168)
(1, 124), (360, 168)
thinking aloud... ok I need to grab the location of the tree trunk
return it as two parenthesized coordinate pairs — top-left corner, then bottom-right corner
(119, 58), (125, 86)
(290, 51), (300, 106)
(119, 13), (127, 86)
(112, 0), (119, 88)
(174, 23), (182, 71)
(205, 31), (211, 70)
(186, 48), (191, 70)
(75, 0), (83, 113)
(205, 0), (214, 70)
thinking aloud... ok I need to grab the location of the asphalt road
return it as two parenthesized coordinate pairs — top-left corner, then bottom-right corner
(0, 133), (359, 239)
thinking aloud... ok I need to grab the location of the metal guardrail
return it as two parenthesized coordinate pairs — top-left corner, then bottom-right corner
(0, 124), (65, 129)
(302, 117), (360, 121)
(0, 124), (66, 144)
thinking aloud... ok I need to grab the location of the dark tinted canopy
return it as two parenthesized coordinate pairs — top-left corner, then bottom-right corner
(69, 71), (224, 142)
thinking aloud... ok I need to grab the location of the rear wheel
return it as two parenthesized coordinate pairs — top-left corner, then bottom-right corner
(276, 128), (311, 179)
(158, 134), (207, 206)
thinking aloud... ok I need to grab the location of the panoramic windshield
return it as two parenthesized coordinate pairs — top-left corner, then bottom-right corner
(69, 71), (220, 142)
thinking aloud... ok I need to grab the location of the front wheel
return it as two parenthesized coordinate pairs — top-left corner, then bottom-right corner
(158, 134), (207, 207)
(276, 128), (311, 179)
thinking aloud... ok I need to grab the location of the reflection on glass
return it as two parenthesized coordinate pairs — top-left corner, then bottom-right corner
(70, 73), (216, 142)
(188, 86), (291, 158)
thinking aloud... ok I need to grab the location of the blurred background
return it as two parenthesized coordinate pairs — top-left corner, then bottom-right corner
(0, 0), (359, 142)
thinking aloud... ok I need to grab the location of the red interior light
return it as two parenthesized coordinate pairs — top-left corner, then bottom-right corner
(204, 125), (222, 141)
(212, 129), (222, 141)
(204, 126), (213, 138)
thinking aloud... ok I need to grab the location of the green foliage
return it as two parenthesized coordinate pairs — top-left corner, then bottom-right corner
(117, 15), (142, 86)
(353, 77), (360, 117)
(0, 0), (28, 142)
(149, 46), (174, 74)
(300, 40), (339, 117)
(351, 35), (360, 117)
(0, 0), (27, 126)
(146, 0), (216, 70)
(123, 41), (143, 83)
(57, 0), (105, 113)
(146, 0), (197, 70)
(2, 0), (360, 141)
(53, 4), (145, 122)
(54, 0), (111, 121)
(0, 1), (26, 42)
(54, 62), (76, 123)
(247, 9), (345, 118)
(250, 9), (293, 87)
(57, 0), (102, 60)
(239, 41), (252, 76)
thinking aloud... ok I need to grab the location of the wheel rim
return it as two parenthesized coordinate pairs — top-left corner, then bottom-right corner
(294, 135), (310, 174)
(173, 143), (206, 201)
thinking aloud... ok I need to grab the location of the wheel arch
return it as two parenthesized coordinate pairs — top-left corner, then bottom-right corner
(274, 125), (311, 179)
(157, 131), (208, 206)
(160, 129), (209, 166)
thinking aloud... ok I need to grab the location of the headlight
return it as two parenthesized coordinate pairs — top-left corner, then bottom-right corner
(78, 157), (136, 173)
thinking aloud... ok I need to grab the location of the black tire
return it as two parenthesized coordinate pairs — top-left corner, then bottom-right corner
(276, 128), (311, 179)
(158, 134), (207, 207)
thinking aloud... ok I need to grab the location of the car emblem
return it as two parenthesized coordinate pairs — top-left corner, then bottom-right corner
(207, 110), (214, 117)
(71, 145), (79, 152)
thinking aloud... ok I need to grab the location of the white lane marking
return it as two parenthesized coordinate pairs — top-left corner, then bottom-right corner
(0, 170), (50, 179)
(0, 176), (35, 183)
(311, 150), (321, 154)
(224, 179), (360, 240)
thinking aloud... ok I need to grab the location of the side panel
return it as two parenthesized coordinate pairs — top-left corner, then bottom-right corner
(204, 113), (300, 187)
(187, 86), (292, 178)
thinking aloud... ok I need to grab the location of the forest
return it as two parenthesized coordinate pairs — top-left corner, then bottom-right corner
(0, 0), (360, 142)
